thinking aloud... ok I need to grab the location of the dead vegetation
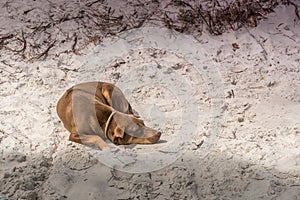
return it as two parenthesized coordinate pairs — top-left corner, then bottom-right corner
(0, 0), (298, 62)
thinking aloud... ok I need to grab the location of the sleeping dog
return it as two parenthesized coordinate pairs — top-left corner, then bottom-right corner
(56, 82), (161, 149)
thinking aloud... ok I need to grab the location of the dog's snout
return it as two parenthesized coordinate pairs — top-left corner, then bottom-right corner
(156, 132), (161, 138)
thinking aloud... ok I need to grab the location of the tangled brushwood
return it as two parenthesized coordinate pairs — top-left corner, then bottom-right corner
(164, 0), (299, 34)
(0, 0), (298, 62)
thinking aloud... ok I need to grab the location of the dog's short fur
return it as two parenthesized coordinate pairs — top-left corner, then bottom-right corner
(56, 82), (161, 149)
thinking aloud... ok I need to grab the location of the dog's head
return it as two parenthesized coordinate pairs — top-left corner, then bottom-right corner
(107, 112), (161, 145)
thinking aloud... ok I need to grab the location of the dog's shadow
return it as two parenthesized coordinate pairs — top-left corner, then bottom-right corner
(113, 139), (168, 149)
(156, 139), (168, 144)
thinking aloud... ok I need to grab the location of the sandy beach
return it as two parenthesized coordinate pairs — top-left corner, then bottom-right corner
(0, 0), (299, 199)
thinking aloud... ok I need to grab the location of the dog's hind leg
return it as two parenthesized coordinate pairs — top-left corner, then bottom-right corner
(69, 132), (83, 144)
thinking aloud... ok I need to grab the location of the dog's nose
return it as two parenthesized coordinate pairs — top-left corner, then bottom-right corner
(156, 132), (161, 138)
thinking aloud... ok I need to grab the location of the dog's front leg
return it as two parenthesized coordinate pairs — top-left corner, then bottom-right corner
(78, 135), (109, 150)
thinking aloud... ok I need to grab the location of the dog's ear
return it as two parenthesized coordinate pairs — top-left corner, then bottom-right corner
(114, 126), (124, 138)
(130, 114), (141, 118)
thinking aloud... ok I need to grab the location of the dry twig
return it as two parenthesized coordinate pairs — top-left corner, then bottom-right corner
(30, 40), (56, 61)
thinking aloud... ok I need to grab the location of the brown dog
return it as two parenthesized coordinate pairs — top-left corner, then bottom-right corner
(56, 82), (161, 149)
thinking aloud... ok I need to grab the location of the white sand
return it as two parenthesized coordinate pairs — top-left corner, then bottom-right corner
(0, 1), (299, 199)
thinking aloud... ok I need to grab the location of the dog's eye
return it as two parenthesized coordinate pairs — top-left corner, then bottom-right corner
(124, 128), (130, 134)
